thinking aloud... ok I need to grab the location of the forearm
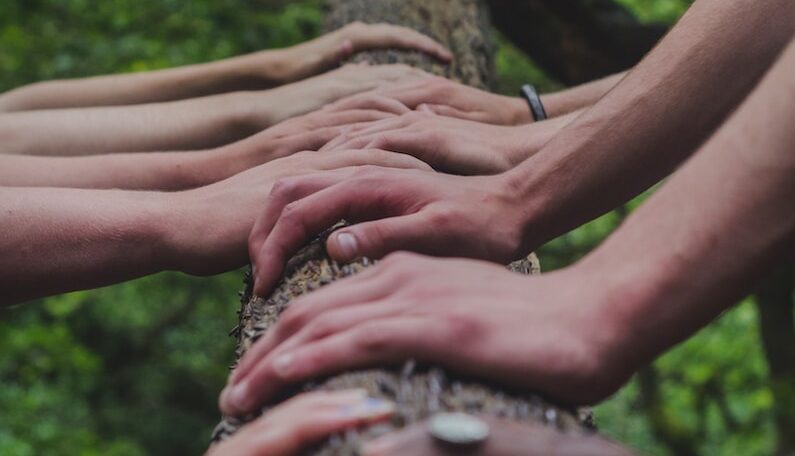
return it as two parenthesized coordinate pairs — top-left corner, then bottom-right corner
(502, 72), (626, 125)
(542, 71), (626, 118)
(0, 50), (289, 112)
(0, 127), (294, 190)
(580, 39), (795, 372)
(0, 187), (174, 305)
(0, 150), (229, 190)
(0, 91), (262, 156)
(508, 0), (795, 248)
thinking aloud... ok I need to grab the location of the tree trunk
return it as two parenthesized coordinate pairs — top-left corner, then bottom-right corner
(488, 0), (667, 85)
(755, 263), (795, 456)
(211, 1), (592, 453)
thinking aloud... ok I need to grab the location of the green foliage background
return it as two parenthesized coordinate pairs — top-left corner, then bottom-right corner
(0, 1), (780, 455)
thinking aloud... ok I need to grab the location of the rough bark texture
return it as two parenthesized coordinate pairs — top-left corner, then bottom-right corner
(211, 1), (593, 453)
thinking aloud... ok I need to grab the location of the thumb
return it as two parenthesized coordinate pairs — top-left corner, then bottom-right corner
(327, 213), (436, 262)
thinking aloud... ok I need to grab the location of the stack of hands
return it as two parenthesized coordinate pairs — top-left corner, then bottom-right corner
(3, 3), (795, 454)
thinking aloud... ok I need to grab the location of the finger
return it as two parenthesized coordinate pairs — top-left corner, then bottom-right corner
(363, 131), (444, 168)
(251, 175), (408, 297)
(215, 390), (394, 456)
(272, 302), (407, 363)
(223, 316), (436, 414)
(231, 300), (404, 404)
(312, 109), (397, 128)
(320, 130), (371, 152)
(353, 24), (453, 62)
(319, 149), (432, 172)
(248, 170), (355, 288)
(418, 103), (480, 122)
(274, 127), (346, 159)
(327, 212), (443, 262)
(228, 267), (393, 385)
(378, 78), (448, 108)
(325, 93), (411, 115)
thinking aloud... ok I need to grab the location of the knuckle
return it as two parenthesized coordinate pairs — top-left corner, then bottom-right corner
(353, 325), (393, 353)
(429, 205), (460, 229)
(279, 306), (311, 334)
(270, 178), (301, 199)
(443, 312), (483, 342)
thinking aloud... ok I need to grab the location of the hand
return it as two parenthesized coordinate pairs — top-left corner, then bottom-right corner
(162, 150), (431, 276)
(275, 22), (452, 82)
(207, 389), (394, 456)
(247, 166), (529, 296)
(260, 63), (433, 126)
(373, 77), (532, 125)
(220, 254), (627, 416)
(217, 104), (406, 175)
(321, 110), (535, 174)
(362, 417), (636, 456)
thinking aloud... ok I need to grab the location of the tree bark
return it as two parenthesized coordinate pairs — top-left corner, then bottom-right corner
(211, 1), (592, 453)
(755, 263), (795, 456)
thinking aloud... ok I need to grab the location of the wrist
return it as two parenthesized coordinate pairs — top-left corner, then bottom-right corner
(572, 246), (678, 376)
(153, 189), (215, 274)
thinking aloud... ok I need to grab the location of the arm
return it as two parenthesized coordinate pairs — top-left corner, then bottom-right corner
(367, 71), (625, 126)
(0, 150), (428, 306)
(0, 22), (450, 112)
(0, 106), (398, 190)
(227, 37), (795, 415)
(245, 0), (795, 295)
(508, 0), (795, 249)
(319, 105), (583, 174)
(0, 64), (429, 156)
(540, 71), (626, 118)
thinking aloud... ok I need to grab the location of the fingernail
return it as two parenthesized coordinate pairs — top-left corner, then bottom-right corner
(274, 353), (293, 377)
(335, 232), (359, 260)
(226, 381), (249, 412)
(341, 397), (395, 419)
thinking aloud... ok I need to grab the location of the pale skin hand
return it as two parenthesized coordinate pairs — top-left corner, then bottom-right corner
(0, 150), (429, 306)
(0, 22), (451, 112)
(0, 63), (430, 156)
(320, 108), (581, 174)
(365, 72), (624, 126)
(0, 107), (401, 190)
(207, 390), (395, 456)
(246, 0), (795, 294)
(223, 36), (795, 416)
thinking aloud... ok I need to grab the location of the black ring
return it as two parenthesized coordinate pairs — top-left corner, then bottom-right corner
(520, 84), (547, 122)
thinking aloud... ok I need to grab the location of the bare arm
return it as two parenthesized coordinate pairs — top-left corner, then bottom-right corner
(510, 0), (795, 249)
(0, 22), (451, 112)
(577, 36), (795, 372)
(0, 149), (427, 307)
(0, 106), (397, 190)
(540, 71), (626, 118)
(240, 0), (795, 296)
(229, 37), (795, 416)
(0, 64), (428, 156)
